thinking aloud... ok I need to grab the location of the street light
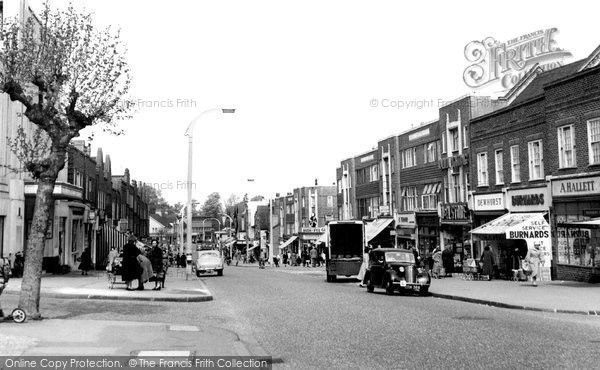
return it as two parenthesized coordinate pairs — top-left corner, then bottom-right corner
(220, 213), (234, 256)
(185, 108), (235, 276)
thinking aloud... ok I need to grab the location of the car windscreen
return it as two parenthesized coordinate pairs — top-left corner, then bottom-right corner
(199, 252), (219, 259)
(385, 252), (414, 263)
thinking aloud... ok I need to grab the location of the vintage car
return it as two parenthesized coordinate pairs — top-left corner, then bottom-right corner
(195, 250), (224, 276)
(365, 248), (430, 295)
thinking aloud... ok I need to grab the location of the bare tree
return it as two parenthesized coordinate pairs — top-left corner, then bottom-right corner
(0, 2), (131, 318)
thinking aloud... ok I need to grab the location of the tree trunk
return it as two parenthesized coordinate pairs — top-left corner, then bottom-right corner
(18, 177), (57, 319)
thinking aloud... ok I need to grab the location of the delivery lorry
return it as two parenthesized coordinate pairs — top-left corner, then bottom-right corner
(326, 220), (365, 282)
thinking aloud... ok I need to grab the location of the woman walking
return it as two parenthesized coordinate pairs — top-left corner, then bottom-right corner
(149, 240), (163, 290)
(122, 236), (141, 290)
(524, 244), (543, 286)
(480, 245), (495, 281)
(432, 247), (443, 279)
(79, 247), (93, 275)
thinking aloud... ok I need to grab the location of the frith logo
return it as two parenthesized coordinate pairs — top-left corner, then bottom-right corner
(463, 28), (571, 91)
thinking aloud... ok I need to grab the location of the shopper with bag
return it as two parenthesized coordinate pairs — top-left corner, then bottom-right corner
(524, 244), (543, 286)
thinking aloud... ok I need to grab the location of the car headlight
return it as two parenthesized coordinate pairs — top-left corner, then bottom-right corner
(399, 266), (405, 272)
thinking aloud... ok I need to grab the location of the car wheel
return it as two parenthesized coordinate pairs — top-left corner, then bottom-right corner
(217, 269), (223, 276)
(196, 270), (201, 277)
(419, 286), (429, 296)
(385, 280), (395, 295)
(366, 278), (374, 293)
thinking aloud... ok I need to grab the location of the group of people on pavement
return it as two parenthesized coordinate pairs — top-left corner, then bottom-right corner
(118, 236), (169, 291)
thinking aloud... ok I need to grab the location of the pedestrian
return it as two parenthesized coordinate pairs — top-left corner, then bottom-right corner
(431, 247), (442, 278)
(320, 251), (326, 267)
(149, 240), (163, 290)
(524, 244), (543, 286)
(234, 250), (241, 266)
(310, 247), (318, 267)
(122, 236), (142, 290)
(411, 246), (420, 267)
(79, 247), (93, 275)
(8, 253), (14, 275)
(442, 246), (454, 277)
(0, 257), (10, 317)
(274, 254), (280, 267)
(13, 251), (24, 278)
(357, 246), (371, 287)
(282, 252), (288, 266)
(480, 245), (495, 281)
(137, 248), (153, 290)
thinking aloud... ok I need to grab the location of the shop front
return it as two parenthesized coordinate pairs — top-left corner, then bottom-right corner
(395, 212), (416, 249)
(299, 227), (326, 254)
(551, 175), (600, 282)
(365, 217), (395, 248)
(471, 212), (552, 280)
(416, 211), (440, 258)
(471, 193), (506, 259)
(439, 202), (469, 263)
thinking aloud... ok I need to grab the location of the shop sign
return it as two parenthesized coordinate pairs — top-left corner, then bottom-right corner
(438, 154), (469, 170)
(473, 193), (504, 211)
(396, 212), (416, 227)
(506, 215), (552, 263)
(440, 203), (469, 222)
(301, 227), (326, 234)
(552, 176), (600, 197)
(507, 187), (549, 212)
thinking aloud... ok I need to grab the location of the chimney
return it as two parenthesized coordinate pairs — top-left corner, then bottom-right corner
(275, 193), (280, 197)
(315, 178), (318, 186)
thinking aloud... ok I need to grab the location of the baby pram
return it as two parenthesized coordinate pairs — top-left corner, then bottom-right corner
(0, 257), (26, 323)
(106, 255), (124, 289)
(461, 258), (485, 281)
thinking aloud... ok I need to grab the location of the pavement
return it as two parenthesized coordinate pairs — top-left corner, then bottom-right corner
(2, 267), (212, 302)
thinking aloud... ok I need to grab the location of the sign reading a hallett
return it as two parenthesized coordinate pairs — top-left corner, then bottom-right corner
(552, 176), (600, 197)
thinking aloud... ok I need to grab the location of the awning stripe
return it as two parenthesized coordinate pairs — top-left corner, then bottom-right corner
(278, 236), (298, 249)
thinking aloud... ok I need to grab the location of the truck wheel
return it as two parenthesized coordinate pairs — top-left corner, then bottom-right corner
(217, 269), (223, 276)
(196, 271), (201, 277)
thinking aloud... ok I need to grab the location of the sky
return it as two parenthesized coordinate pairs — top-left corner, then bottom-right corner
(41, 0), (598, 205)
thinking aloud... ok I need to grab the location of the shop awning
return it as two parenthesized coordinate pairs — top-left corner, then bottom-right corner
(470, 212), (547, 236)
(560, 218), (600, 228)
(247, 244), (259, 251)
(278, 236), (298, 249)
(365, 218), (394, 242)
(223, 238), (236, 246)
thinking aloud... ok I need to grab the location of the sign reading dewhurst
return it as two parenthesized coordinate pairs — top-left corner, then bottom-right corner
(463, 28), (571, 91)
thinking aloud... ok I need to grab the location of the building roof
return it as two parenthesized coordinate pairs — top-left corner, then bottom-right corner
(509, 59), (587, 105)
(149, 213), (177, 227)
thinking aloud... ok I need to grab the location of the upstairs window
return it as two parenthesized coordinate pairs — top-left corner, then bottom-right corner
(558, 125), (576, 168)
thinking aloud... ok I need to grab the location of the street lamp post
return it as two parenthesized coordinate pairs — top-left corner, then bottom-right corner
(185, 108), (235, 278)
(220, 213), (234, 256)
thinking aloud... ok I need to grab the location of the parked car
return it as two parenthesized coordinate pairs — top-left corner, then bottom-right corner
(365, 248), (430, 295)
(195, 250), (224, 277)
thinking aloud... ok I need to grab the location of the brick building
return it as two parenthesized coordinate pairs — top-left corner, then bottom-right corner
(470, 45), (600, 282)
(397, 121), (442, 254)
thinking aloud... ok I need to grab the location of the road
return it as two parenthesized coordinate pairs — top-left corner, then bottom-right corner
(3, 265), (600, 369)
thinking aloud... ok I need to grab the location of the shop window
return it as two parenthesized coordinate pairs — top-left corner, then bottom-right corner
(556, 228), (599, 267)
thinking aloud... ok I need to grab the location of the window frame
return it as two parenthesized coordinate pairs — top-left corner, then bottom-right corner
(477, 152), (488, 186)
(495, 149), (504, 185)
(557, 124), (576, 168)
(528, 140), (544, 181)
(510, 145), (520, 183)
(587, 118), (600, 165)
